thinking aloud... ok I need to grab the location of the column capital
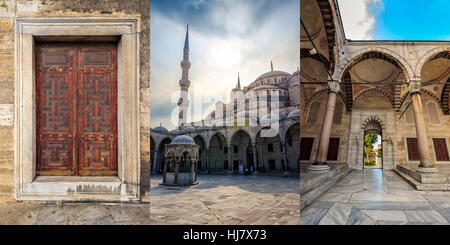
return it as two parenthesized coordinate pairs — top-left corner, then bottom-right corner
(328, 80), (340, 94)
(408, 80), (421, 95)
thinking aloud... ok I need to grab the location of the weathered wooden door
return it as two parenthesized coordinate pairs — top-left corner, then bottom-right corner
(433, 138), (449, 162)
(36, 42), (118, 176)
(327, 137), (340, 161)
(299, 137), (314, 160)
(406, 138), (420, 161)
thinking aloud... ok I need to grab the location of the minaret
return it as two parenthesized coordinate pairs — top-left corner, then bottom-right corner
(236, 72), (241, 89)
(178, 24), (191, 128)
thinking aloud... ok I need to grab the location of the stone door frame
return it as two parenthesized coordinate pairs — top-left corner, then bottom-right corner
(362, 122), (383, 169)
(347, 112), (397, 170)
(14, 17), (141, 201)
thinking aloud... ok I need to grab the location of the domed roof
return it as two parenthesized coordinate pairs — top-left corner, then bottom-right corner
(287, 109), (300, 119)
(170, 129), (181, 135)
(170, 135), (196, 145)
(182, 127), (195, 133)
(153, 126), (169, 133)
(260, 113), (285, 122)
(200, 125), (213, 130)
(252, 85), (279, 90)
(255, 71), (291, 81)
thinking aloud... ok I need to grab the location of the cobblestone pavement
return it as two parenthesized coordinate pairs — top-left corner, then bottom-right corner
(149, 175), (300, 225)
(0, 203), (150, 225)
(301, 169), (450, 225)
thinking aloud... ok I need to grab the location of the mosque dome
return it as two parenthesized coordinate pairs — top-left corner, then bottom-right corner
(260, 113), (285, 122)
(255, 71), (291, 81)
(153, 126), (169, 133)
(200, 125), (213, 130)
(170, 135), (196, 145)
(170, 129), (181, 135)
(182, 127), (196, 133)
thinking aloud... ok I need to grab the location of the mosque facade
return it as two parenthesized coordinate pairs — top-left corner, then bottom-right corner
(151, 26), (301, 175)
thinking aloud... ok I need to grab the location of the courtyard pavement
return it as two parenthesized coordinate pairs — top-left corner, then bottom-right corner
(149, 174), (300, 225)
(301, 169), (450, 225)
(0, 202), (150, 225)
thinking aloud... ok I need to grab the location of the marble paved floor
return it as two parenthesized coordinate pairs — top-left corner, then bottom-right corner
(0, 203), (150, 225)
(149, 175), (300, 225)
(301, 169), (450, 225)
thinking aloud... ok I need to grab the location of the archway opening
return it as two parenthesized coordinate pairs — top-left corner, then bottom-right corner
(157, 138), (172, 174)
(209, 133), (228, 173)
(194, 135), (207, 171)
(363, 121), (383, 169)
(231, 130), (252, 174)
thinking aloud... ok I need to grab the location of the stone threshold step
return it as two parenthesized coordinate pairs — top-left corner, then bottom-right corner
(394, 168), (450, 191)
(300, 167), (351, 211)
(396, 164), (449, 184)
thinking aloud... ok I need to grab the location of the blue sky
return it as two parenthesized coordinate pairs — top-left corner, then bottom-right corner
(338, 0), (450, 40)
(151, 0), (299, 130)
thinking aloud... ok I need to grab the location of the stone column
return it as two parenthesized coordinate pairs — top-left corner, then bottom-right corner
(162, 158), (168, 184)
(174, 161), (180, 185)
(228, 146), (232, 172)
(307, 81), (340, 172)
(152, 151), (158, 173)
(243, 144), (248, 168)
(282, 141), (289, 173)
(409, 81), (438, 173)
(252, 144), (258, 173)
(258, 143), (265, 171)
(206, 148), (210, 173)
(190, 159), (196, 184)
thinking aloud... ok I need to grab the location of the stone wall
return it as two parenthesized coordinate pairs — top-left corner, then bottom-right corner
(395, 93), (450, 166)
(300, 90), (351, 165)
(300, 89), (450, 170)
(0, 0), (150, 203)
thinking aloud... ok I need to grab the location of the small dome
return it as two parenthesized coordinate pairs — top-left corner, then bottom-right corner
(170, 129), (181, 135)
(182, 127), (195, 133)
(287, 109), (300, 119)
(200, 125), (212, 130)
(260, 113), (285, 122)
(170, 135), (196, 145)
(153, 126), (168, 133)
(255, 71), (290, 81)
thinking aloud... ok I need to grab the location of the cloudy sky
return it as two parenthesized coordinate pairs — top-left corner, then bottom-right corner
(150, 0), (299, 130)
(337, 0), (450, 40)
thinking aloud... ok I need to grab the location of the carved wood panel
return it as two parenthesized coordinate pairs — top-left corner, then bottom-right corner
(36, 43), (117, 176)
(78, 45), (118, 175)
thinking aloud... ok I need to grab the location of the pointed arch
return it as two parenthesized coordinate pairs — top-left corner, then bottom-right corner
(415, 47), (450, 76)
(337, 47), (414, 81)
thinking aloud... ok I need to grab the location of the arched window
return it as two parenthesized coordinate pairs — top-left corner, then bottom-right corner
(333, 101), (343, 124)
(404, 100), (415, 124)
(307, 101), (320, 124)
(427, 102), (441, 125)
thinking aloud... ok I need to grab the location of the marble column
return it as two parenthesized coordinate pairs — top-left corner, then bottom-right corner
(409, 81), (438, 173)
(307, 81), (340, 172)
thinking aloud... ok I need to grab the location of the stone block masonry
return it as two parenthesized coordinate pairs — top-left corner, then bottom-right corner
(0, 0), (149, 203)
